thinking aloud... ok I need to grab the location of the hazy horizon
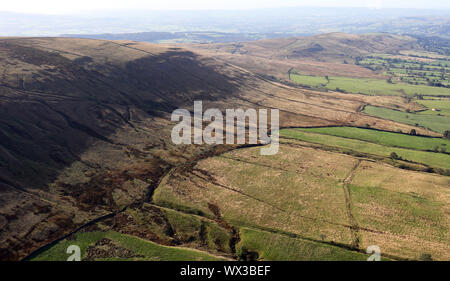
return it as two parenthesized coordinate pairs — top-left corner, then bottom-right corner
(1, 0), (450, 15)
(1, 3), (449, 37)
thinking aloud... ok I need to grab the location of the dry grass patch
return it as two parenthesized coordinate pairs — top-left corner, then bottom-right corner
(154, 144), (358, 246)
(349, 161), (449, 260)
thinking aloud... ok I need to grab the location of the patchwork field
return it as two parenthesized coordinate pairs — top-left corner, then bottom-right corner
(358, 54), (450, 87)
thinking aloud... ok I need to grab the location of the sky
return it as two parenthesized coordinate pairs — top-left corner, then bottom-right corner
(1, 0), (450, 14)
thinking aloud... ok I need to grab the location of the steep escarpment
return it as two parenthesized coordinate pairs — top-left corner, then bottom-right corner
(0, 38), (246, 260)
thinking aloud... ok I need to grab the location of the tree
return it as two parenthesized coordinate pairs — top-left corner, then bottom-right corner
(390, 152), (400, 160)
(444, 130), (450, 140)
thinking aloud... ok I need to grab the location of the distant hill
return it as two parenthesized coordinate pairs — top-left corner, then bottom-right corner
(1, 8), (449, 37)
(62, 31), (292, 44)
(184, 33), (422, 80)
(194, 33), (420, 60)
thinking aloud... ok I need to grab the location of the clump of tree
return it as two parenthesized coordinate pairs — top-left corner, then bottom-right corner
(390, 152), (402, 160)
(444, 130), (450, 140)
(413, 94), (424, 100)
(237, 246), (259, 261)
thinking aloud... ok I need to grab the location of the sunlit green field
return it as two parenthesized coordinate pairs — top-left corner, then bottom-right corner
(30, 231), (227, 261)
(289, 73), (328, 87)
(290, 73), (450, 96)
(300, 127), (450, 152)
(236, 227), (370, 261)
(417, 99), (450, 117)
(280, 128), (450, 170)
(363, 105), (450, 133)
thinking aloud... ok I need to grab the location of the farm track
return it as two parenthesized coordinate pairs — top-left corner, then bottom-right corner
(342, 160), (362, 249)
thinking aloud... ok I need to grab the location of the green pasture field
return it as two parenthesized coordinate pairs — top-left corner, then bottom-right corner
(289, 73), (450, 96)
(363, 105), (450, 133)
(236, 227), (370, 261)
(417, 99), (450, 117)
(280, 128), (450, 170)
(30, 231), (227, 261)
(300, 127), (450, 152)
(289, 73), (328, 87)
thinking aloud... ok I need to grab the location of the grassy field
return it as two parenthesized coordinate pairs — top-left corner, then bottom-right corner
(237, 227), (370, 261)
(363, 105), (450, 133)
(31, 231), (227, 261)
(280, 128), (450, 170)
(349, 161), (450, 260)
(154, 145), (359, 248)
(417, 99), (450, 117)
(289, 72), (328, 87)
(289, 73), (450, 96)
(300, 127), (450, 152)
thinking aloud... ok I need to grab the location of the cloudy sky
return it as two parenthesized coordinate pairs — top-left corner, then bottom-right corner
(1, 0), (450, 14)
